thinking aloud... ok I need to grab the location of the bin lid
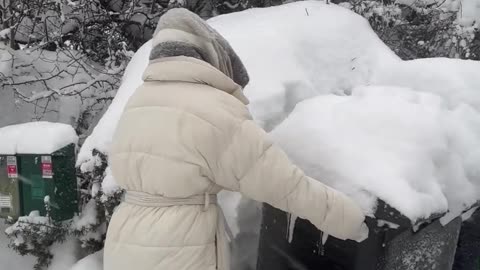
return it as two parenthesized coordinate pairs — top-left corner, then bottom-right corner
(0, 122), (78, 155)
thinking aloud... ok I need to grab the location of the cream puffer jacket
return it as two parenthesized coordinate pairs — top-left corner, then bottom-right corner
(104, 55), (367, 270)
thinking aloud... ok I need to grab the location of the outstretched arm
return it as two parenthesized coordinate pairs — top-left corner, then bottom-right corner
(214, 120), (366, 241)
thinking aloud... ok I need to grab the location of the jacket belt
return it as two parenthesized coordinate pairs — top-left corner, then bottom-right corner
(123, 191), (232, 270)
(125, 191), (218, 209)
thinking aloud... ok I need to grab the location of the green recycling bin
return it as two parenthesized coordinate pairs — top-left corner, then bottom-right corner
(0, 155), (21, 219)
(17, 143), (78, 221)
(0, 121), (79, 221)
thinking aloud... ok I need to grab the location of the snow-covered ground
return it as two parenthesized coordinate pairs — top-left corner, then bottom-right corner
(69, 251), (103, 270)
(0, 223), (35, 270)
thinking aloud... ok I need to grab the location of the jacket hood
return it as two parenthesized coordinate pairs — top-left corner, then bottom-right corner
(148, 8), (250, 89)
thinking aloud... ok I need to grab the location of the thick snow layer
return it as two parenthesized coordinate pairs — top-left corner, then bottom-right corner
(374, 58), (480, 110)
(48, 238), (79, 270)
(271, 85), (480, 222)
(0, 121), (78, 154)
(210, 1), (399, 130)
(102, 167), (121, 196)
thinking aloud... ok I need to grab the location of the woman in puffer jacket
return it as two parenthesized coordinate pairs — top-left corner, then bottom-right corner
(105, 8), (367, 270)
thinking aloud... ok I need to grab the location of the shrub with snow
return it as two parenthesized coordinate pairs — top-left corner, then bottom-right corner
(345, 0), (480, 60)
(6, 210), (67, 270)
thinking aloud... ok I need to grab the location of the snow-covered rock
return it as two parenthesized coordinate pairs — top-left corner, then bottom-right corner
(0, 121), (78, 154)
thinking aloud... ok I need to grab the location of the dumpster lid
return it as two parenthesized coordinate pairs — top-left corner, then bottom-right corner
(0, 122), (78, 155)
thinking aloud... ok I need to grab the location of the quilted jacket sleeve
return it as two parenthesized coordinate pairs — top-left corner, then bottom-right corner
(216, 120), (367, 241)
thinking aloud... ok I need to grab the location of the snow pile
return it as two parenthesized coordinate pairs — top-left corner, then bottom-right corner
(48, 238), (79, 270)
(374, 58), (480, 110)
(101, 167), (121, 196)
(69, 250), (103, 270)
(77, 43), (151, 167)
(72, 200), (98, 231)
(210, 2), (398, 130)
(71, 199), (106, 244)
(0, 121), (78, 154)
(271, 85), (480, 223)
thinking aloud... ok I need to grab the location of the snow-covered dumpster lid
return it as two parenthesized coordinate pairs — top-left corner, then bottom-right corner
(0, 122), (78, 155)
(0, 122), (79, 221)
(258, 80), (480, 269)
(271, 84), (480, 226)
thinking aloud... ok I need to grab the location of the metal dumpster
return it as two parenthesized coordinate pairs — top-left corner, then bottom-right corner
(257, 200), (462, 270)
(17, 143), (78, 221)
(453, 208), (480, 270)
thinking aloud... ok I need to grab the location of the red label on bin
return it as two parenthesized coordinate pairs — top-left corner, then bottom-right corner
(6, 156), (17, 178)
(41, 162), (53, 179)
(7, 165), (17, 178)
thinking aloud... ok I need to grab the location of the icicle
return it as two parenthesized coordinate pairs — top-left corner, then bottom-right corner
(288, 214), (298, 243)
(322, 232), (329, 245)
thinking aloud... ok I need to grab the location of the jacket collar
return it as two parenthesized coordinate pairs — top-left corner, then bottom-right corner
(142, 56), (249, 105)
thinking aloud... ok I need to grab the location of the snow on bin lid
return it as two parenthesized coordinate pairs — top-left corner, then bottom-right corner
(0, 122), (78, 155)
(271, 85), (480, 225)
